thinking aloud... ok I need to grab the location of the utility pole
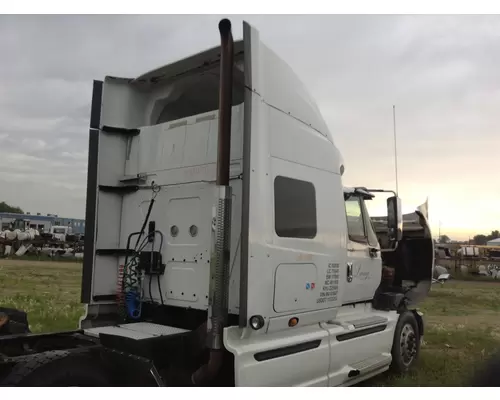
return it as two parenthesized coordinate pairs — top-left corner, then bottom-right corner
(393, 105), (399, 196)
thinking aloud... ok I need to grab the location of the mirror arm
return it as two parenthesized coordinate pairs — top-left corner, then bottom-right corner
(380, 242), (399, 253)
(366, 189), (397, 197)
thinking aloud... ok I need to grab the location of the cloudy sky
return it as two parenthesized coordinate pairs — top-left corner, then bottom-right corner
(0, 15), (498, 240)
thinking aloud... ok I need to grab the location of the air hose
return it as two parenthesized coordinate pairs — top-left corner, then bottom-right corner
(125, 289), (142, 319)
(120, 252), (144, 320)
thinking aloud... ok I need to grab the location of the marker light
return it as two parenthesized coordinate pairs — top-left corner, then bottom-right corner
(250, 315), (265, 330)
(288, 317), (299, 327)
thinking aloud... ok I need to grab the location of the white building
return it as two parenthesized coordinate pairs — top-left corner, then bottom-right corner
(486, 238), (500, 247)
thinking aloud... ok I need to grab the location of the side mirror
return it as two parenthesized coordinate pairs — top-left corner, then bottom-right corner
(387, 196), (403, 242)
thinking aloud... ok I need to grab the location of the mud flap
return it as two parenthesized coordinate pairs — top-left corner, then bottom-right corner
(412, 310), (424, 338)
(99, 333), (172, 386)
(100, 344), (164, 386)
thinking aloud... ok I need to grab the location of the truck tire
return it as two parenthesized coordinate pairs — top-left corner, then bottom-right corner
(390, 311), (420, 374)
(0, 308), (30, 336)
(1, 350), (111, 387)
(470, 351), (500, 386)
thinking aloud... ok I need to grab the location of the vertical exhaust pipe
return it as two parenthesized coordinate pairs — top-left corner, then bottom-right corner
(216, 18), (234, 187)
(191, 18), (234, 386)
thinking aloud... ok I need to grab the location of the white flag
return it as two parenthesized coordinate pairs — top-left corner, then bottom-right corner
(417, 197), (429, 220)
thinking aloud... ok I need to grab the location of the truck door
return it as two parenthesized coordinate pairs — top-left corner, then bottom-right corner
(342, 194), (382, 304)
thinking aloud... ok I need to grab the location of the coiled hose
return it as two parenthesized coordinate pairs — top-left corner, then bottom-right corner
(125, 288), (142, 319)
(121, 254), (143, 320)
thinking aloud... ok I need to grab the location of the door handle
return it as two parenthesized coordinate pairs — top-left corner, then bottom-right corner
(347, 262), (353, 282)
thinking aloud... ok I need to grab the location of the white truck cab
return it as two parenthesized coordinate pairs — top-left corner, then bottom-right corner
(0, 19), (433, 387)
(50, 225), (72, 242)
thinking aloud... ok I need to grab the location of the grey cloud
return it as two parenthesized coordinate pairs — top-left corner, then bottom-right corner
(0, 15), (498, 237)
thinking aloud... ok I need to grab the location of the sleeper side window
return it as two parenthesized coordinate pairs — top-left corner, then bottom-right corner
(274, 176), (317, 239)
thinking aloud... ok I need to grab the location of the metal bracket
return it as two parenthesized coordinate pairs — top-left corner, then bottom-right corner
(101, 125), (141, 136)
(119, 173), (149, 185)
(99, 185), (140, 195)
(96, 249), (135, 256)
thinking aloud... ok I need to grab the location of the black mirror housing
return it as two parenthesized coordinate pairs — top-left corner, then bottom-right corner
(387, 196), (403, 242)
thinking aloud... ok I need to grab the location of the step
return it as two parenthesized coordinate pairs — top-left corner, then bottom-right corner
(345, 315), (388, 329)
(348, 353), (392, 376)
(327, 315), (388, 331)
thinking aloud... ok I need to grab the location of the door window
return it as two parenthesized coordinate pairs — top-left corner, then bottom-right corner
(345, 196), (367, 243)
(360, 198), (380, 248)
(345, 195), (379, 248)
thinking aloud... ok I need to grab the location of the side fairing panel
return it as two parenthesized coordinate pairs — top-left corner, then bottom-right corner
(240, 23), (347, 332)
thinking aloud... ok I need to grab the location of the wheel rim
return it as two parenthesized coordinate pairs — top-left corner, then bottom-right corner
(399, 323), (417, 367)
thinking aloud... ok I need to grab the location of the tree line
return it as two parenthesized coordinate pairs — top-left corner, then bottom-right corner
(473, 230), (500, 245)
(0, 201), (24, 214)
(439, 231), (500, 245)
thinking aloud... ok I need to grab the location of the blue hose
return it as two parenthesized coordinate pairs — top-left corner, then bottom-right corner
(125, 289), (141, 319)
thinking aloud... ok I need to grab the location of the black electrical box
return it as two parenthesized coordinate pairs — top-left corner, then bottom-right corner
(139, 251), (165, 275)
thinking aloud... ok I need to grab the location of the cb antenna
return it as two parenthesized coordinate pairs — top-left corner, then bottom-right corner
(393, 105), (399, 196)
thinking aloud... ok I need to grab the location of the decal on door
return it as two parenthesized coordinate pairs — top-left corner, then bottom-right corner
(317, 263), (339, 304)
(353, 264), (371, 281)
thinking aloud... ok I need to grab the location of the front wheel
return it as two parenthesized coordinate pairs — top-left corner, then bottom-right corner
(390, 311), (420, 374)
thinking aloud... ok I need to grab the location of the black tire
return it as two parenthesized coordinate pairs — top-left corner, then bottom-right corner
(0, 307), (30, 336)
(390, 311), (420, 374)
(1, 350), (111, 387)
(470, 351), (500, 386)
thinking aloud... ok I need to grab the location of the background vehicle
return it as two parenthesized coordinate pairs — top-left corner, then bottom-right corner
(0, 19), (433, 387)
(50, 225), (72, 242)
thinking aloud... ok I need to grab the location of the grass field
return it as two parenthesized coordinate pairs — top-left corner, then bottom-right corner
(1, 259), (500, 386)
(0, 259), (84, 333)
